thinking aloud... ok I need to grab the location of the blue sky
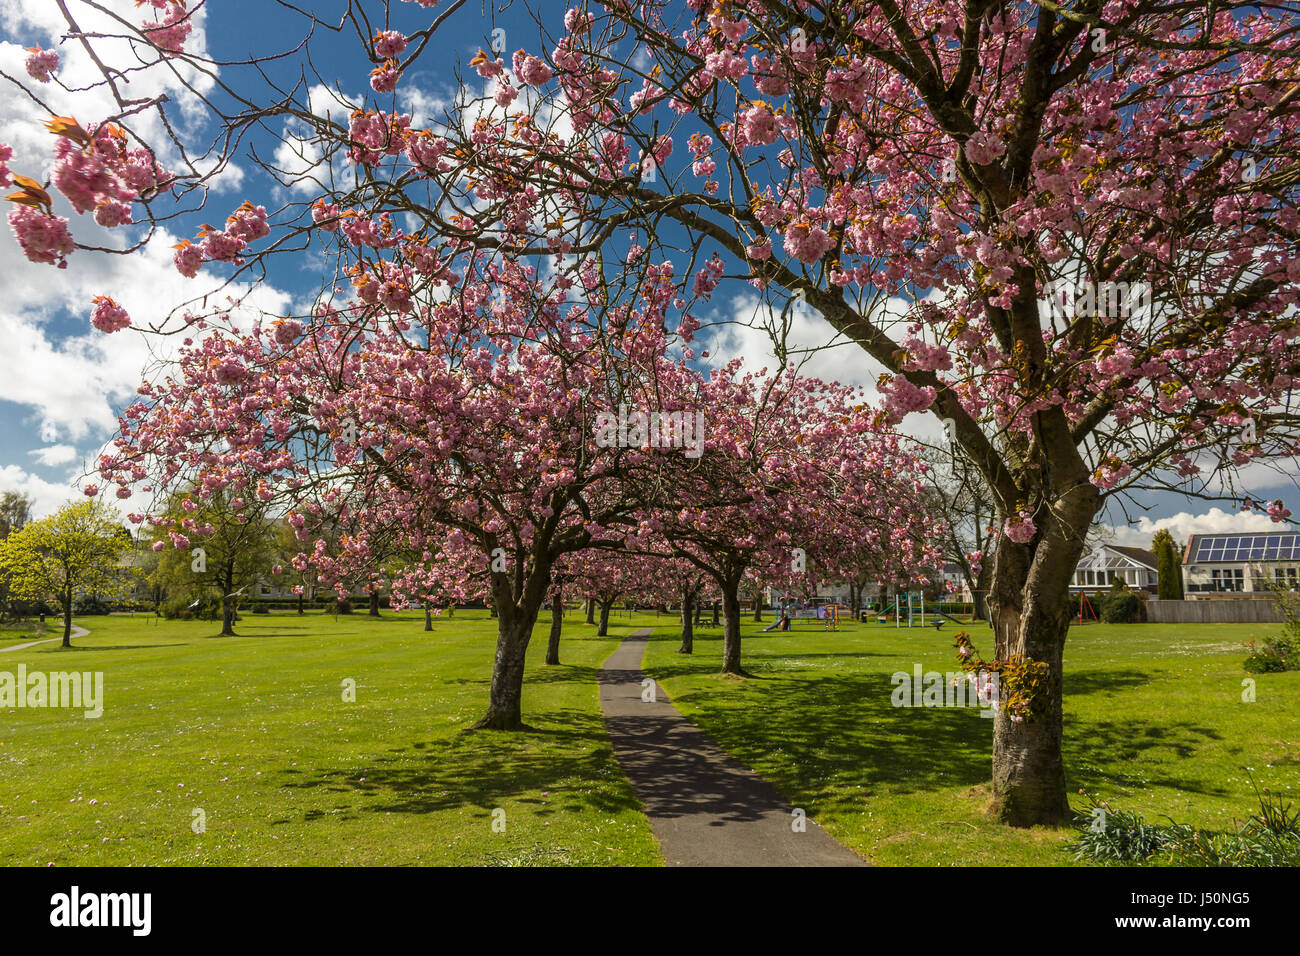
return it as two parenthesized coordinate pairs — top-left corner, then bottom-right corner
(0, 0), (1293, 550)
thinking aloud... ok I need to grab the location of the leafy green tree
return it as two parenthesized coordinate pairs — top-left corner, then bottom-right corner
(147, 486), (276, 636)
(1153, 529), (1184, 600)
(0, 499), (135, 646)
(0, 491), (34, 539)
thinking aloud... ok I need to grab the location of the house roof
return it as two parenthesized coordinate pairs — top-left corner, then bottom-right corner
(1183, 531), (1300, 564)
(1108, 546), (1158, 570)
(1075, 545), (1157, 572)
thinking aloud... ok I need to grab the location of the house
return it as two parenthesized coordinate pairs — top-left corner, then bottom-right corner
(1181, 531), (1300, 596)
(1070, 545), (1159, 593)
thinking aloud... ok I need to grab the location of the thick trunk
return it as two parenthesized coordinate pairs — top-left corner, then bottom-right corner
(424, 608), (433, 631)
(720, 580), (744, 675)
(986, 493), (1099, 827)
(473, 614), (536, 730)
(61, 590), (72, 648)
(679, 592), (694, 654)
(585, 596), (595, 625)
(752, 593), (763, 622)
(711, 602), (719, 626)
(596, 599), (614, 637)
(368, 592), (380, 617)
(546, 590), (562, 665)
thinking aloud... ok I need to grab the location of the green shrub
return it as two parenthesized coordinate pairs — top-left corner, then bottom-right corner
(72, 596), (112, 615)
(1071, 778), (1300, 866)
(161, 594), (222, 620)
(1243, 637), (1297, 672)
(1100, 583), (1140, 623)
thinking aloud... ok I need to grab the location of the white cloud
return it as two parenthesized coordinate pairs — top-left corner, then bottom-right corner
(28, 444), (78, 466)
(0, 463), (82, 518)
(1107, 507), (1282, 548)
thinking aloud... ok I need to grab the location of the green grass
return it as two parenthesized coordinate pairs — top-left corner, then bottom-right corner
(0, 609), (661, 866)
(0, 621), (53, 645)
(642, 617), (1300, 866)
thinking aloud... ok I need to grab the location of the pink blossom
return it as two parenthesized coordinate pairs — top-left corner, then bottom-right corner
(741, 103), (779, 146)
(373, 31), (408, 58)
(142, 2), (193, 56)
(782, 222), (834, 265)
(370, 61), (402, 94)
(746, 238), (772, 260)
(173, 241), (203, 277)
(512, 50), (553, 86)
(1003, 511), (1037, 544)
(0, 143), (11, 188)
(274, 320), (303, 345)
(8, 206), (75, 268)
(90, 296), (132, 334)
(25, 47), (59, 83)
(94, 200), (134, 228)
(494, 81), (518, 108)
(565, 8), (594, 33)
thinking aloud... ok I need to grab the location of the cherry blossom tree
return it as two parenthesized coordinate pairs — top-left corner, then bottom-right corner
(6, 0), (1295, 826)
(407, 0), (1300, 825)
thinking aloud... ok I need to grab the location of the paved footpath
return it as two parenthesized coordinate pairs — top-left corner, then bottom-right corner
(0, 625), (89, 653)
(599, 628), (866, 867)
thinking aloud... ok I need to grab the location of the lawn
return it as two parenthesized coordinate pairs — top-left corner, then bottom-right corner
(0, 609), (662, 866)
(642, 616), (1300, 866)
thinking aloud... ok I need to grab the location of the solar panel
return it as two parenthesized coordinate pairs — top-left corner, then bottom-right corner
(1192, 532), (1300, 562)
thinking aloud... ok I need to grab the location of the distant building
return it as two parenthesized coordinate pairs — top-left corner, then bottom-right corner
(1181, 531), (1300, 596)
(1070, 545), (1158, 593)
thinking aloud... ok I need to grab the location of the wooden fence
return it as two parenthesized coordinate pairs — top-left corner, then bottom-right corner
(1146, 598), (1285, 624)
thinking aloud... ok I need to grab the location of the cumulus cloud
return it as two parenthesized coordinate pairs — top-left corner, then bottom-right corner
(28, 444), (78, 467)
(1106, 507), (1284, 548)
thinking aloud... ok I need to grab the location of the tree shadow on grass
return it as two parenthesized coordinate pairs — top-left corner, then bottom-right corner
(1065, 716), (1228, 796)
(642, 654), (1235, 815)
(279, 710), (640, 820)
(1063, 669), (1154, 696)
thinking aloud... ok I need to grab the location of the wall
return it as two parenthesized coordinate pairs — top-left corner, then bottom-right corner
(1146, 598), (1285, 623)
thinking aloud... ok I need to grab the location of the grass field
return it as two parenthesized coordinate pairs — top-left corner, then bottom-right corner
(642, 616), (1300, 865)
(0, 609), (661, 866)
(4, 608), (1296, 866)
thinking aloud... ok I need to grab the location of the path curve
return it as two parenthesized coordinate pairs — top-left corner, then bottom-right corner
(0, 624), (89, 653)
(599, 628), (866, 867)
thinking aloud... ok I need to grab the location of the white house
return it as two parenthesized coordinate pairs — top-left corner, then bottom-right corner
(1070, 545), (1159, 593)
(1181, 531), (1300, 596)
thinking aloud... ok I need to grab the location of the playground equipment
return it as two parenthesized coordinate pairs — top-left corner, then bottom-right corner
(875, 591), (967, 628)
(762, 602), (851, 631)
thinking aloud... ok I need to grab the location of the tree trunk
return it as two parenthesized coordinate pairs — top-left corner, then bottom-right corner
(221, 592), (236, 636)
(368, 592), (380, 617)
(679, 592), (694, 654)
(720, 580), (744, 675)
(61, 588), (72, 648)
(585, 596), (595, 625)
(546, 590), (563, 665)
(711, 601), (719, 626)
(297, 591), (304, 615)
(596, 599), (614, 637)
(424, 608), (433, 631)
(474, 615), (535, 730)
(986, 492), (1099, 827)
(752, 591), (763, 622)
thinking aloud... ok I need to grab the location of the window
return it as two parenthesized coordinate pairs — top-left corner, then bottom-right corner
(1212, 569), (1245, 591)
